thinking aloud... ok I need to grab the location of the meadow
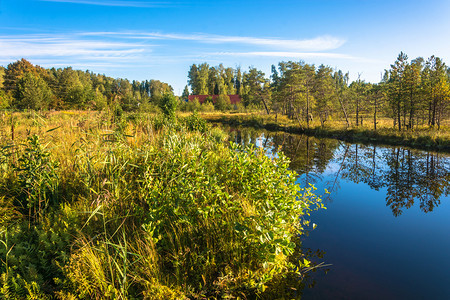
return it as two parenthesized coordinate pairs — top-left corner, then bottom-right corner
(0, 110), (323, 299)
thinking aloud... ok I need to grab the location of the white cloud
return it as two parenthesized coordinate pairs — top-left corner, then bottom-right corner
(210, 51), (355, 59)
(204, 51), (384, 64)
(81, 31), (346, 51)
(39, 0), (170, 7)
(0, 34), (146, 60)
(0, 31), (368, 75)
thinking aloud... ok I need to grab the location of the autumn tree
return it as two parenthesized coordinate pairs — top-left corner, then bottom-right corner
(14, 72), (53, 110)
(4, 59), (48, 93)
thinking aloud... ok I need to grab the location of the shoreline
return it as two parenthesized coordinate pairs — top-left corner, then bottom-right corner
(201, 113), (450, 153)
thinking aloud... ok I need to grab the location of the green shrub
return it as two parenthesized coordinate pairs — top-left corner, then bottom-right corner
(183, 111), (209, 132)
(159, 93), (178, 120)
(0, 114), (323, 299)
(215, 94), (232, 112)
(200, 101), (215, 112)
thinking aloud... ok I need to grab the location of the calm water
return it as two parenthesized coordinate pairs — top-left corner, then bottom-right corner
(228, 127), (450, 300)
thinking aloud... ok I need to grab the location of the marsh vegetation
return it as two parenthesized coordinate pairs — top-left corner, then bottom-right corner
(0, 110), (324, 299)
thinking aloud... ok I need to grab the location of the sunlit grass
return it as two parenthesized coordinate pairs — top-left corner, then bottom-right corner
(0, 110), (322, 299)
(202, 112), (450, 151)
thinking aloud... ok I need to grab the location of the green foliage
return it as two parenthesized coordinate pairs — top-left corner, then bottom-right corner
(181, 85), (190, 101)
(5, 135), (59, 221)
(385, 53), (450, 130)
(92, 89), (107, 110)
(0, 205), (82, 299)
(1, 59), (175, 112)
(159, 93), (178, 119)
(180, 97), (201, 112)
(215, 94), (232, 111)
(188, 63), (239, 96)
(183, 111), (209, 132)
(0, 113), (323, 299)
(0, 90), (11, 109)
(242, 66), (269, 108)
(149, 79), (174, 104)
(201, 101), (215, 112)
(14, 73), (53, 110)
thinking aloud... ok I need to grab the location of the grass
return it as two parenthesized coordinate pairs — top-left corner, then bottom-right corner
(200, 112), (450, 152)
(0, 110), (323, 299)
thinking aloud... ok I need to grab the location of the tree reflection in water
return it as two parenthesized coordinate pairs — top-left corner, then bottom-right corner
(228, 127), (450, 217)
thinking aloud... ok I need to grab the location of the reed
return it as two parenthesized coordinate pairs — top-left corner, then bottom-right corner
(0, 110), (323, 299)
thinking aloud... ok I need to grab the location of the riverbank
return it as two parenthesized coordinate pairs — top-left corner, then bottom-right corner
(0, 111), (323, 299)
(200, 113), (450, 152)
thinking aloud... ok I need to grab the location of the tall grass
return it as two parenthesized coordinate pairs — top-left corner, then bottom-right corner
(0, 110), (323, 299)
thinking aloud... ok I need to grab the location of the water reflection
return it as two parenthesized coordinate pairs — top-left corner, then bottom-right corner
(228, 127), (450, 217)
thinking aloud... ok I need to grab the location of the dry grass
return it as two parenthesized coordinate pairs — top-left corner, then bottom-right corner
(0, 110), (322, 299)
(201, 111), (450, 152)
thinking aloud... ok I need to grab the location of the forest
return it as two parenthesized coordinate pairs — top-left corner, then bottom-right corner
(186, 53), (450, 130)
(1, 52), (449, 132)
(0, 58), (173, 113)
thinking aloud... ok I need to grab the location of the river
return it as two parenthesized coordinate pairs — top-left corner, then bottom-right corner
(228, 126), (450, 300)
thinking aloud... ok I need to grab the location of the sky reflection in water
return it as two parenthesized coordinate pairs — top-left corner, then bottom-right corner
(229, 127), (450, 300)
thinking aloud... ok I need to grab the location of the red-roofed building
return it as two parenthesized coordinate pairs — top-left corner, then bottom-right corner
(188, 95), (241, 105)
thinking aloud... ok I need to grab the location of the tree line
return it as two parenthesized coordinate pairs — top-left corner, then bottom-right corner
(1, 54), (449, 130)
(186, 63), (271, 111)
(187, 53), (450, 129)
(0, 58), (174, 113)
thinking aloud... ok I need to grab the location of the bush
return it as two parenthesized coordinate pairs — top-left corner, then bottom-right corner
(0, 113), (323, 299)
(159, 93), (178, 119)
(183, 111), (209, 133)
(200, 101), (215, 112)
(0, 90), (11, 109)
(185, 98), (201, 112)
(215, 94), (232, 112)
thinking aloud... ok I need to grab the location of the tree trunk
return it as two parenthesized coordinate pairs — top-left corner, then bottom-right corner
(431, 99), (437, 127)
(338, 94), (350, 128)
(428, 100), (432, 126)
(356, 97), (359, 126)
(374, 95), (377, 130)
(408, 89), (414, 130)
(259, 93), (270, 115)
(306, 89), (310, 128)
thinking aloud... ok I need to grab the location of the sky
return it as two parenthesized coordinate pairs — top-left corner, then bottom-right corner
(0, 0), (449, 95)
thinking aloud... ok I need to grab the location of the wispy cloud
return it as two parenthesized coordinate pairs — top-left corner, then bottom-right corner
(81, 31), (346, 51)
(209, 51), (356, 59)
(0, 30), (364, 76)
(39, 0), (171, 8)
(0, 33), (148, 66)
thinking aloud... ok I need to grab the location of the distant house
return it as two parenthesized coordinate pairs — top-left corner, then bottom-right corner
(188, 95), (241, 105)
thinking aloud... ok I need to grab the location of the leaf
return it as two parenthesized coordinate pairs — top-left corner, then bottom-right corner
(46, 126), (61, 133)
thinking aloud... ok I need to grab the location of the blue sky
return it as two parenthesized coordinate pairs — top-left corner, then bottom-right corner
(1, 0), (449, 94)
